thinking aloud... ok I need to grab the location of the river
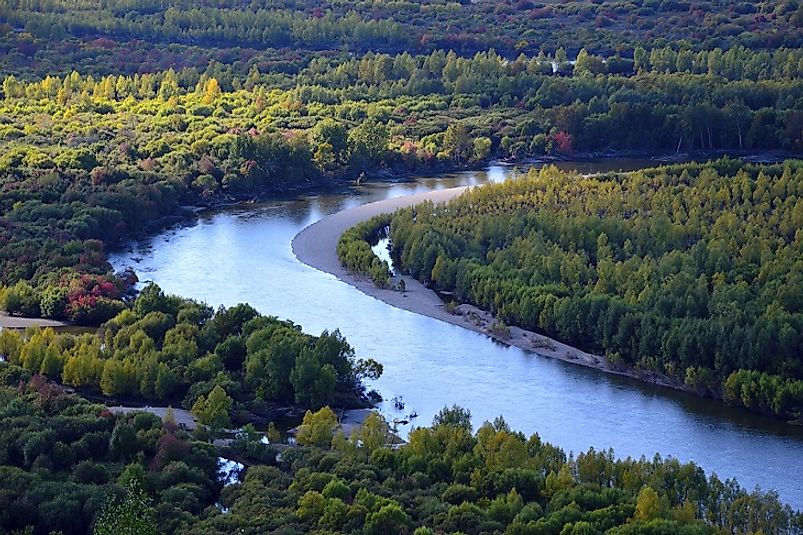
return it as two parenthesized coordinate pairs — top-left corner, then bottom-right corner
(109, 160), (803, 509)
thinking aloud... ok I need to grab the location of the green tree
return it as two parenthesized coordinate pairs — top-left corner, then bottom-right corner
(351, 411), (390, 454)
(1, 281), (40, 317)
(191, 385), (233, 433)
(442, 122), (473, 163)
(311, 118), (349, 166)
(39, 286), (68, 319)
(574, 48), (606, 75)
(433, 405), (472, 430)
(291, 347), (336, 409)
(473, 137), (492, 161)
(348, 118), (389, 170)
(93, 481), (157, 535)
(109, 422), (138, 462)
(101, 359), (131, 397)
(634, 486), (665, 522)
(364, 503), (412, 535)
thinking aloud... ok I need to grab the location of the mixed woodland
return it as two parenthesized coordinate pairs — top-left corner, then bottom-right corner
(0, 0), (802, 532)
(0, 384), (800, 534)
(2, 46), (802, 322)
(0, 284), (382, 413)
(1, 0), (801, 78)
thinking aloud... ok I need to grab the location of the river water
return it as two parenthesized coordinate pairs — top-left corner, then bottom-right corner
(109, 160), (803, 509)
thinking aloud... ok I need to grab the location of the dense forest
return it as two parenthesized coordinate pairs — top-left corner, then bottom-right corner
(350, 160), (803, 420)
(1, 48), (802, 322)
(1, 0), (802, 531)
(2, 0), (801, 79)
(2, 0), (803, 325)
(0, 383), (800, 534)
(0, 375), (224, 534)
(0, 283), (381, 414)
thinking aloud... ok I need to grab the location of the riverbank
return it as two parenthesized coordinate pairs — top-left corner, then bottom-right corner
(120, 149), (715, 249)
(0, 312), (70, 330)
(107, 403), (375, 440)
(292, 186), (706, 398)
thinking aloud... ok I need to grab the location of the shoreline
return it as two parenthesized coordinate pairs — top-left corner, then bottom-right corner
(0, 312), (70, 330)
(292, 186), (706, 398)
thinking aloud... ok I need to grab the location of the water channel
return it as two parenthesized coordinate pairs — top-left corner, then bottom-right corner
(109, 159), (803, 508)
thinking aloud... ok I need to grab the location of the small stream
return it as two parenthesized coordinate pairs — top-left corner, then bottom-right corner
(218, 457), (245, 487)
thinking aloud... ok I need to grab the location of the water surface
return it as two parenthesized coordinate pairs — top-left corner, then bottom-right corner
(110, 161), (803, 509)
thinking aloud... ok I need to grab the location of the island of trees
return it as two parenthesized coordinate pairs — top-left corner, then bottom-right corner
(339, 160), (803, 422)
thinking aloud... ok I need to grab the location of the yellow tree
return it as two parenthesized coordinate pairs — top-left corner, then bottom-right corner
(295, 406), (338, 447)
(202, 78), (221, 104)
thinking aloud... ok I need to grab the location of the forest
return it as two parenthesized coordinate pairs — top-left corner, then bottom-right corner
(0, 283), (381, 414)
(2, 47), (802, 323)
(349, 160), (803, 420)
(0, 383), (800, 534)
(1, 0), (801, 80)
(0, 0), (802, 531)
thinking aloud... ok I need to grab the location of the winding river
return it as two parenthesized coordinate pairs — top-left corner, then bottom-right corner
(109, 160), (803, 509)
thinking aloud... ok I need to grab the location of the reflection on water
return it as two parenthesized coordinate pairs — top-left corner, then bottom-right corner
(370, 237), (395, 275)
(218, 457), (245, 487)
(110, 161), (803, 509)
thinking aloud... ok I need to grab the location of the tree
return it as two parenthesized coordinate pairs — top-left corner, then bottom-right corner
(191, 385), (233, 433)
(296, 490), (326, 522)
(295, 406), (338, 448)
(109, 421), (138, 462)
(291, 347), (336, 409)
(311, 118), (349, 167)
(265, 422), (281, 444)
(442, 122), (473, 163)
(473, 137), (492, 161)
(133, 284), (171, 317)
(433, 405), (472, 430)
(213, 303), (258, 338)
(355, 357), (384, 382)
(201, 77), (221, 104)
(1, 281), (40, 317)
(552, 131), (573, 154)
(352, 411), (390, 454)
(101, 359), (131, 397)
(154, 363), (178, 399)
(93, 481), (157, 535)
(0, 328), (21, 363)
(38, 343), (63, 378)
(634, 486), (665, 522)
(544, 463), (575, 498)
(39, 286), (68, 319)
(348, 119), (389, 170)
(574, 48), (606, 75)
(215, 336), (247, 371)
(364, 503), (412, 535)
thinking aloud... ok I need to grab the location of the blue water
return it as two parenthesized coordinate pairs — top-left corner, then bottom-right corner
(110, 162), (803, 509)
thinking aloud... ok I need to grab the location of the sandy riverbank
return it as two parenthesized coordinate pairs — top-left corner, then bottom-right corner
(0, 312), (70, 330)
(292, 187), (697, 393)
